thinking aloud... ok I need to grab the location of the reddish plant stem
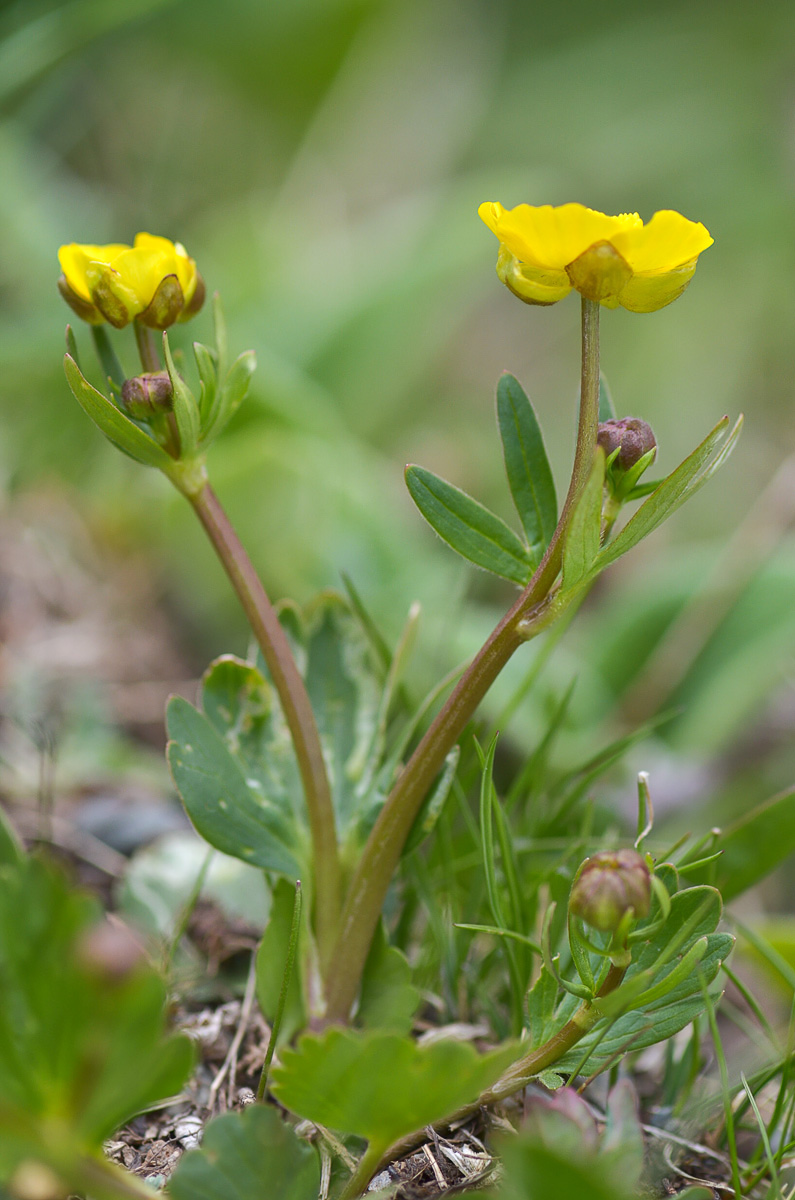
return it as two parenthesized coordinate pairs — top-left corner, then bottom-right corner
(324, 298), (601, 1022)
(189, 483), (341, 964)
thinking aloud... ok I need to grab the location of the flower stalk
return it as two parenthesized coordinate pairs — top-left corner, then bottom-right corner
(188, 484), (341, 965)
(323, 298), (601, 1021)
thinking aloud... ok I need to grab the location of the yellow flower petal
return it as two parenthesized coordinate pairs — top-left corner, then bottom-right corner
(111, 245), (173, 309)
(58, 242), (130, 300)
(496, 246), (572, 305)
(616, 260), (699, 313)
(480, 202), (641, 271)
(134, 233), (197, 303)
(611, 210), (713, 274)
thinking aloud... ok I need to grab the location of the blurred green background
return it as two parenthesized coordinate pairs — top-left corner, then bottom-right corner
(3, 0), (795, 836)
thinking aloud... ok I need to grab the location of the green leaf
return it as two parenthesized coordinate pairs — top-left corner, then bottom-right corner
(0, 857), (193, 1176)
(496, 372), (557, 560)
(298, 594), (385, 837)
(169, 1105), (319, 1200)
(90, 325), (125, 390)
(554, 887), (732, 1074)
(167, 694), (303, 878)
(598, 371), (616, 422)
(202, 350), (257, 446)
(256, 878), (306, 1045)
(526, 964), (561, 1049)
(63, 353), (173, 470)
(561, 449), (605, 593)
(406, 464), (532, 585)
(272, 1028), (518, 1154)
(177, 595), (397, 877)
(358, 921), (420, 1035)
(163, 331), (200, 457)
(593, 415), (743, 577)
(193, 341), (218, 429)
(688, 787), (795, 901)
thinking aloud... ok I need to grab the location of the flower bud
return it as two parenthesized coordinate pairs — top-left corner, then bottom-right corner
(120, 371), (174, 420)
(569, 849), (651, 933)
(597, 417), (656, 471)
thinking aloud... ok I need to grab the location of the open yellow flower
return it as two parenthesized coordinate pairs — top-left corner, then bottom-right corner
(57, 233), (205, 329)
(478, 202), (713, 312)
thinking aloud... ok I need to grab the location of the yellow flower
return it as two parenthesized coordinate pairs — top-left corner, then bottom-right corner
(478, 202), (713, 312)
(57, 233), (205, 329)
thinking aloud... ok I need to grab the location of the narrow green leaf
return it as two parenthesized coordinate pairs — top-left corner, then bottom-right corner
(213, 290), (228, 381)
(63, 353), (173, 470)
(598, 371), (616, 422)
(406, 465), (532, 585)
(256, 879), (306, 1045)
(167, 696), (302, 878)
(193, 341), (218, 429)
(595, 416), (739, 574)
(561, 449), (605, 592)
(90, 325), (125, 390)
(65, 324), (80, 370)
(497, 372), (557, 558)
(169, 1105), (320, 1200)
(163, 331), (200, 457)
(203, 350), (256, 446)
(271, 1028), (518, 1153)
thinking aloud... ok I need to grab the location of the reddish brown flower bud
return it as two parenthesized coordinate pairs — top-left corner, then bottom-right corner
(569, 849), (651, 933)
(597, 418), (656, 471)
(120, 371), (174, 420)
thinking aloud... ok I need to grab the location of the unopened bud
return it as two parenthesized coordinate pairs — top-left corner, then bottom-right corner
(597, 417), (656, 471)
(120, 371), (174, 420)
(569, 849), (651, 933)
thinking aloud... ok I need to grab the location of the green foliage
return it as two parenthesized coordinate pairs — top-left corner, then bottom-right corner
(168, 593), (441, 879)
(256, 878), (306, 1043)
(63, 352), (174, 470)
(558, 414), (743, 604)
(271, 1028), (517, 1156)
(552, 878), (732, 1078)
(168, 1105), (320, 1200)
(496, 372), (557, 560)
(0, 855), (193, 1180)
(358, 921), (420, 1035)
(167, 683), (305, 877)
(405, 464), (534, 585)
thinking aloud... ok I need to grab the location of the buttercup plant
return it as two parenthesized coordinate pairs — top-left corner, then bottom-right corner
(49, 207), (748, 1196)
(59, 210), (738, 1021)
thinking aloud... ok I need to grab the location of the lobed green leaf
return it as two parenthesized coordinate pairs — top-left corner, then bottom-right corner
(271, 1028), (518, 1154)
(169, 1105), (319, 1200)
